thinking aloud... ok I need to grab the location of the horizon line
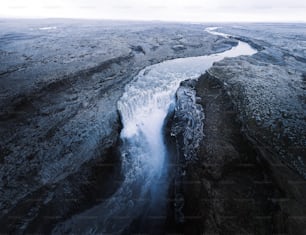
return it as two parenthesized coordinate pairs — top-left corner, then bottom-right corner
(1, 16), (305, 24)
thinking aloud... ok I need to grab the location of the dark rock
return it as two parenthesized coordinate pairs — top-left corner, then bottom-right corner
(170, 72), (289, 234)
(171, 79), (204, 162)
(201, 25), (306, 233)
(208, 53), (306, 179)
(167, 79), (204, 225)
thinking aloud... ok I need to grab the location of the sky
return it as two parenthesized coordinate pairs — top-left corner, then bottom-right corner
(1, 0), (306, 22)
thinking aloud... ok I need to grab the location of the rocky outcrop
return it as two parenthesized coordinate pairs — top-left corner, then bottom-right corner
(168, 24), (306, 234)
(208, 57), (306, 179)
(171, 79), (205, 162)
(169, 79), (205, 224)
(207, 26), (306, 175)
(168, 73), (291, 234)
(205, 52), (306, 234)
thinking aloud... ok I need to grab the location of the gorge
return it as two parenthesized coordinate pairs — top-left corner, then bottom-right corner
(0, 20), (305, 234)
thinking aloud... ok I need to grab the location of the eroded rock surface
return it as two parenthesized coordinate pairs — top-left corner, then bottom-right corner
(169, 79), (205, 224)
(205, 25), (306, 233)
(171, 79), (204, 162)
(209, 57), (306, 178)
(169, 24), (306, 234)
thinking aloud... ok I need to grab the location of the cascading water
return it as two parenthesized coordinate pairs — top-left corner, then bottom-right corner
(53, 27), (257, 234)
(114, 31), (257, 231)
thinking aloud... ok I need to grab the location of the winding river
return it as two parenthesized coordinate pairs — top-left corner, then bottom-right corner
(54, 27), (257, 234)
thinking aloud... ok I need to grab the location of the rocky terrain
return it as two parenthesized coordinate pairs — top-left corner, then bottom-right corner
(212, 24), (306, 178)
(169, 24), (306, 234)
(0, 20), (305, 234)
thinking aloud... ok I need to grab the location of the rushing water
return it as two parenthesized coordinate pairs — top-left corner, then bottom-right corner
(54, 28), (257, 234)
(115, 28), (257, 232)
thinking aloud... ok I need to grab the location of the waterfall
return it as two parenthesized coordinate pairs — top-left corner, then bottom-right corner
(117, 32), (257, 203)
(53, 27), (257, 234)
(114, 35), (257, 230)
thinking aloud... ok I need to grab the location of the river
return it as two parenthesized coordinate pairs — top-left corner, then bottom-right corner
(53, 27), (257, 234)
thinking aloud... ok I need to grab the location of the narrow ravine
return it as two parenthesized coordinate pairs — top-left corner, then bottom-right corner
(53, 28), (257, 234)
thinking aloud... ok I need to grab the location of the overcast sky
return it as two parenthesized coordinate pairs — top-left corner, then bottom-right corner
(1, 0), (306, 22)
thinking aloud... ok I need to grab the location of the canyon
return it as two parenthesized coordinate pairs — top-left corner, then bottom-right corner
(0, 20), (305, 234)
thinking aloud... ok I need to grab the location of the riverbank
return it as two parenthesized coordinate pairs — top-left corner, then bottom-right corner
(169, 24), (306, 234)
(170, 74), (286, 234)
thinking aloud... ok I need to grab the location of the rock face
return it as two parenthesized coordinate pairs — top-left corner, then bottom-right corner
(169, 79), (205, 224)
(210, 25), (306, 177)
(169, 73), (297, 234)
(206, 47), (306, 234)
(169, 24), (306, 234)
(209, 57), (306, 179)
(0, 19), (238, 233)
(171, 79), (205, 162)
(197, 74), (286, 234)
